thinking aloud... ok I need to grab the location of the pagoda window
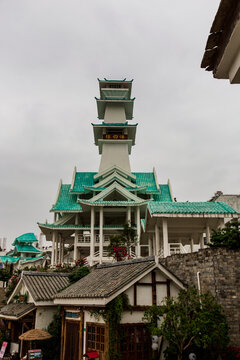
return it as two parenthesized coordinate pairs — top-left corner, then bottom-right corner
(109, 84), (122, 88)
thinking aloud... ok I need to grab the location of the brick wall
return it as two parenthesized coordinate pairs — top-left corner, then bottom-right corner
(160, 248), (240, 346)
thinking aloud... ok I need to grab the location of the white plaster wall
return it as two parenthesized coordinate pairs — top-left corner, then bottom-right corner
(35, 307), (56, 329)
(140, 273), (151, 283)
(155, 271), (167, 282)
(99, 143), (131, 173)
(170, 283), (179, 299)
(121, 311), (144, 323)
(104, 103), (126, 123)
(156, 284), (167, 305)
(137, 286), (152, 306)
(125, 287), (134, 306)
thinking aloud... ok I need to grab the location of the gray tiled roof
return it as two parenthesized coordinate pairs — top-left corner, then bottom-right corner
(55, 258), (156, 299)
(0, 303), (35, 319)
(23, 272), (69, 301)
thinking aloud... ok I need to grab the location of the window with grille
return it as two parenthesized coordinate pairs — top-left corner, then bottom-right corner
(86, 323), (105, 353)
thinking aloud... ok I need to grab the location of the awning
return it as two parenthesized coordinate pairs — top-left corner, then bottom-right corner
(0, 303), (36, 320)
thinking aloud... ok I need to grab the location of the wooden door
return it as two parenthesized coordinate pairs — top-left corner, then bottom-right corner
(63, 321), (80, 360)
(120, 323), (152, 360)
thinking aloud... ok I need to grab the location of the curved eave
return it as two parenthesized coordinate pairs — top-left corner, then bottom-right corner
(79, 200), (147, 207)
(38, 223), (137, 231)
(50, 208), (83, 213)
(150, 213), (239, 218)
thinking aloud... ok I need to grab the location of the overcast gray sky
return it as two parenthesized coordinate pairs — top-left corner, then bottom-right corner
(0, 0), (239, 247)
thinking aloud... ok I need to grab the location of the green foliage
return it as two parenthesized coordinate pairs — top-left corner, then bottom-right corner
(0, 268), (11, 284)
(39, 307), (62, 360)
(5, 273), (20, 299)
(209, 220), (240, 249)
(143, 287), (229, 360)
(107, 224), (137, 261)
(68, 264), (90, 284)
(91, 293), (130, 360)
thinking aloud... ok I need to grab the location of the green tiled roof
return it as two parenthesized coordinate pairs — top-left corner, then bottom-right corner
(133, 172), (159, 193)
(80, 200), (147, 206)
(0, 256), (21, 263)
(51, 184), (82, 212)
(153, 185), (172, 202)
(71, 172), (97, 193)
(13, 233), (37, 245)
(148, 201), (238, 215)
(92, 122), (137, 127)
(98, 78), (133, 82)
(48, 172), (174, 212)
(15, 244), (42, 254)
(0, 255), (44, 264)
(38, 223), (136, 230)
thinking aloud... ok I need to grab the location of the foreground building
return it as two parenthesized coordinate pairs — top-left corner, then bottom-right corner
(201, 0), (240, 83)
(54, 257), (185, 360)
(0, 271), (69, 356)
(38, 79), (238, 266)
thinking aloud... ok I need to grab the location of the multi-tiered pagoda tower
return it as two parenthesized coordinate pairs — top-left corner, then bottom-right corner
(38, 79), (238, 266)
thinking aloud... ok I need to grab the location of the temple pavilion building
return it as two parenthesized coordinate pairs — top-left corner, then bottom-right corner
(38, 79), (238, 266)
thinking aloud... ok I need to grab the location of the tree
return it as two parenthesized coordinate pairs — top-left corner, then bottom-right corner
(68, 260), (90, 284)
(209, 220), (240, 249)
(143, 287), (229, 360)
(107, 224), (137, 261)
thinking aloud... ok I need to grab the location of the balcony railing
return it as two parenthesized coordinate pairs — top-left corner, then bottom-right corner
(77, 234), (114, 244)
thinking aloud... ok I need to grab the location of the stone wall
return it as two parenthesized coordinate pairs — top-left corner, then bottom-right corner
(160, 248), (240, 346)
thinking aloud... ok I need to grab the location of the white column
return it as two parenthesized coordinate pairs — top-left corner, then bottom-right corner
(155, 223), (160, 256)
(55, 234), (59, 264)
(90, 207), (95, 265)
(148, 237), (153, 256)
(199, 233), (204, 249)
(206, 224), (211, 244)
(74, 214), (79, 262)
(152, 234), (156, 256)
(127, 207), (131, 226)
(51, 231), (56, 266)
(218, 218), (225, 229)
(61, 238), (64, 263)
(190, 236), (194, 253)
(136, 207), (141, 257)
(162, 218), (169, 258)
(99, 207), (103, 263)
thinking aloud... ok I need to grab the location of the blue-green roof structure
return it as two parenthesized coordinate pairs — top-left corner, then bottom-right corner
(13, 232), (37, 245)
(148, 201), (238, 215)
(51, 184), (83, 212)
(0, 232), (43, 265)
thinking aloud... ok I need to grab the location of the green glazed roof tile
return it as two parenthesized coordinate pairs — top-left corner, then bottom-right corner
(13, 233), (37, 245)
(15, 244), (42, 253)
(133, 172), (158, 192)
(51, 184), (82, 212)
(153, 185), (172, 202)
(71, 172), (97, 193)
(148, 201), (238, 215)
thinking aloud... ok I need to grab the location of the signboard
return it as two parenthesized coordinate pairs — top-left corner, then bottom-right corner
(28, 349), (42, 360)
(103, 134), (127, 140)
(0, 342), (8, 358)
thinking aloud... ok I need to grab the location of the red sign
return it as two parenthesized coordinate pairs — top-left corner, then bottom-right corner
(0, 342), (8, 358)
